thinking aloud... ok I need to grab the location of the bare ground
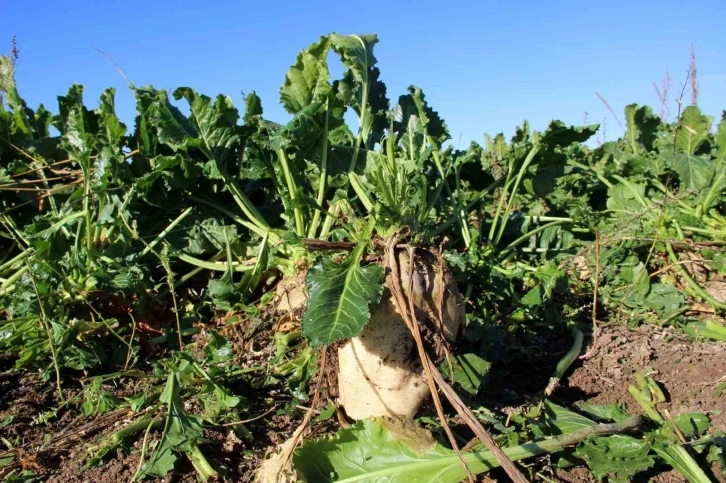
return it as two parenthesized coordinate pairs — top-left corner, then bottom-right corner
(1, 323), (724, 482)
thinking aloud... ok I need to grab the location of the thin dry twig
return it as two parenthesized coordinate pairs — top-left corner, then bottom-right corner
(689, 44), (699, 106)
(581, 229), (601, 360)
(221, 405), (280, 427)
(10, 159), (75, 178)
(663, 409), (687, 444)
(649, 258), (716, 278)
(596, 92), (624, 131)
(94, 47), (134, 87)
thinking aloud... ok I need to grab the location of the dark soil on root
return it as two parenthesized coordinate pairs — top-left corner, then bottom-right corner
(1, 323), (724, 482)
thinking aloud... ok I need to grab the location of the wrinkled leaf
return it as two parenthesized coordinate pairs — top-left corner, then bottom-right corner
(575, 434), (655, 481)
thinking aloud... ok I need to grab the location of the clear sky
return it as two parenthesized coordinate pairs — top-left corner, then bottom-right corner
(2, 0), (724, 147)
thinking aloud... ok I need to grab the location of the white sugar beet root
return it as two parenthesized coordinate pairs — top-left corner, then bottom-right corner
(337, 250), (464, 420)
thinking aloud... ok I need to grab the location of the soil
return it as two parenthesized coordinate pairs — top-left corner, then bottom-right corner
(1, 323), (724, 482)
(554, 324), (726, 483)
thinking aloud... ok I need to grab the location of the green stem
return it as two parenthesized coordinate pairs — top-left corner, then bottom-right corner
(665, 243), (726, 310)
(488, 172), (516, 243)
(319, 202), (339, 240)
(188, 444), (218, 481)
(0, 248), (32, 274)
(104, 183), (137, 243)
(349, 172), (374, 212)
(499, 220), (572, 256)
(276, 148), (305, 236)
(628, 385), (664, 424)
(0, 265), (29, 296)
(308, 100), (331, 239)
(225, 177), (271, 233)
(82, 162), (93, 265)
(112, 416), (164, 443)
(189, 196), (281, 244)
(140, 207), (193, 257)
(454, 165), (471, 248)
(348, 68), (369, 173)
(426, 176), (505, 239)
(545, 329), (583, 396)
(174, 252), (256, 272)
(494, 144), (542, 246)
(681, 225), (726, 236)
(567, 160), (614, 189)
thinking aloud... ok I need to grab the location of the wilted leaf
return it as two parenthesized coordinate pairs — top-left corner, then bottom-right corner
(142, 372), (205, 478)
(644, 283), (684, 313)
(575, 434), (655, 481)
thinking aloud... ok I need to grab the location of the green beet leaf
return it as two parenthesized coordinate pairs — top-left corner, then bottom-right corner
(543, 401), (597, 434)
(575, 434), (655, 482)
(302, 242), (384, 347)
(294, 418), (471, 482)
(280, 35), (332, 114)
(293, 414), (629, 482)
(142, 371), (205, 478)
(672, 152), (713, 190)
(440, 353), (491, 395)
(675, 106), (711, 155)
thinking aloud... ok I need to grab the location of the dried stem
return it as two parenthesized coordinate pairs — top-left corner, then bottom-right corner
(581, 229), (601, 360)
(689, 44), (699, 106)
(596, 92), (624, 131)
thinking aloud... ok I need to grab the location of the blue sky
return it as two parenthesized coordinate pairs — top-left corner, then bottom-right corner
(2, 0), (724, 147)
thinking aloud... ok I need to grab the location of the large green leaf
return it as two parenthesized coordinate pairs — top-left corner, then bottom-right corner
(395, 86), (450, 155)
(716, 113), (726, 160)
(174, 87), (240, 166)
(330, 33), (379, 85)
(624, 104), (660, 153)
(301, 242), (384, 347)
(606, 182), (646, 212)
(294, 418), (473, 482)
(280, 36), (332, 114)
(330, 33), (389, 146)
(134, 86), (197, 152)
(0, 55), (36, 137)
(293, 415), (627, 482)
(540, 120), (599, 149)
(575, 402), (631, 423)
(544, 401), (597, 434)
(672, 153), (712, 190)
(675, 105), (711, 155)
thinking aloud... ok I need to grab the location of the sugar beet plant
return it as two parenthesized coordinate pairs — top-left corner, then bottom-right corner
(1, 31), (725, 481)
